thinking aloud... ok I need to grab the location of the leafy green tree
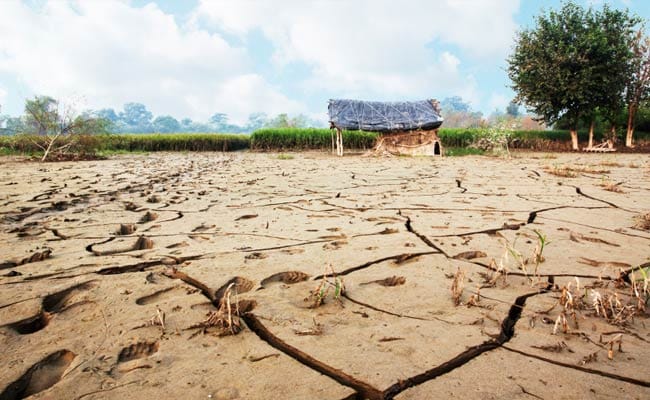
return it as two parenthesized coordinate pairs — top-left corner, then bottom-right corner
(246, 112), (268, 131)
(267, 113), (290, 128)
(508, 1), (639, 150)
(95, 108), (119, 123)
(440, 96), (471, 113)
(209, 113), (229, 130)
(152, 115), (181, 133)
(119, 103), (153, 132)
(506, 101), (520, 118)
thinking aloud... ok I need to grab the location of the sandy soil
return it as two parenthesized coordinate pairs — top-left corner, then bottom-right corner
(0, 151), (649, 400)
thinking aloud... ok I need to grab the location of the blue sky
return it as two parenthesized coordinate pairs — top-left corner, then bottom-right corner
(0, 0), (648, 124)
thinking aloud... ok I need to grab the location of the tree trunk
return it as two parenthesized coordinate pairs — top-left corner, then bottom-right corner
(626, 103), (637, 148)
(587, 120), (594, 149)
(610, 124), (616, 146)
(569, 129), (579, 151)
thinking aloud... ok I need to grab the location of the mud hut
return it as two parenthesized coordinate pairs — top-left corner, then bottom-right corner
(328, 99), (444, 156)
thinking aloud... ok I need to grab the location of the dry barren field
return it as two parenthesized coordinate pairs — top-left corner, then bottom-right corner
(1, 152), (649, 400)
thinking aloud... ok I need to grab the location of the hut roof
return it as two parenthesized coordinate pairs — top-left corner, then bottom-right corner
(328, 99), (443, 133)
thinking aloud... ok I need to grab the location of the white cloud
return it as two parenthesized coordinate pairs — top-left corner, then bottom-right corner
(0, 0), (521, 121)
(488, 93), (510, 113)
(193, 0), (519, 104)
(0, 0), (302, 123)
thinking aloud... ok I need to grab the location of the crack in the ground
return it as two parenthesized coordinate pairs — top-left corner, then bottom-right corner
(342, 292), (452, 324)
(455, 179), (467, 193)
(403, 216), (449, 257)
(502, 346), (650, 388)
(242, 312), (384, 400)
(313, 251), (439, 280)
(431, 222), (525, 238)
(382, 289), (547, 399)
(572, 186), (632, 211)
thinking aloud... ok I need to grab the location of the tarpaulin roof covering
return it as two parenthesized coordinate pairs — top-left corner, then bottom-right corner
(328, 99), (443, 132)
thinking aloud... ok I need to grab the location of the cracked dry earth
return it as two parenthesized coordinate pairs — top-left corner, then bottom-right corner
(0, 152), (649, 400)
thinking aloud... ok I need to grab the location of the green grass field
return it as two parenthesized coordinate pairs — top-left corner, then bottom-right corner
(1, 128), (648, 156)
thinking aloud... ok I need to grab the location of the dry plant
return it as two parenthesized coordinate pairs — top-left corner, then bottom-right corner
(544, 165), (578, 178)
(305, 264), (345, 308)
(633, 212), (650, 230)
(544, 164), (610, 178)
(450, 267), (465, 306)
(550, 270), (648, 335)
(293, 317), (323, 336)
(133, 306), (166, 332)
(466, 285), (481, 307)
(599, 177), (624, 193)
(188, 283), (243, 336)
(598, 161), (623, 167)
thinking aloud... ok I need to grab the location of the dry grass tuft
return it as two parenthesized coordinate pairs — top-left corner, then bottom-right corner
(598, 161), (623, 167)
(189, 283), (245, 336)
(600, 180), (624, 193)
(633, 213), (650, 231)
(544, 164), (611, 178)
(450, 268), (465, 306)
(544, 165), (577, 178)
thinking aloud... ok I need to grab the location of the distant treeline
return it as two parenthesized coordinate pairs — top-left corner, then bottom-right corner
(2, 128), (648, 156)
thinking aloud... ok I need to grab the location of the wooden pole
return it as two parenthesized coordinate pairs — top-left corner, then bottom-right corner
(336, 127), (343, 156)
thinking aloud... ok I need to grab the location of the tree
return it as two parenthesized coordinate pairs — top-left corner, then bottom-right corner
(267, 113), (290, 128)
(440, 96), (471, 113)
(506, 101), (520, 118)
(152, 115), (181, 133)
(22, 96), (109, 161)
(209, 113), (229, 131)
(439, 96), (484, 128)
(95, 108), (119, 122)
(508, 1), (638, 150)
(585, 5), (639, 147)
(625, 28), (650, 147)
(246, 112), (268, 131)
(119, 103), (153, 132)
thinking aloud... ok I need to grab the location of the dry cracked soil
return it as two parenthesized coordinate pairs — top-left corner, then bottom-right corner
(0, 151), (649, 400)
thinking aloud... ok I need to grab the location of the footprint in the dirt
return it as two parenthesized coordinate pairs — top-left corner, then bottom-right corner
(6, 312), (52, 335)
(42, 281), (97, 313)
(166, 241), (189, 249)
(0, 349), (76, 400)
(139, 211), (158, 223)
(244, 252), (267, 260)
(452, 250), (488, 260)
(322, 240), (348, 250)
(578, 257), (631, 268)
(116, 223), (137, 235)
(5, 281), (97, 335)
(118, 341), (160, 363)
(260, 271), (310, 288)
(569, 231), (619, 247)
(359, 275), (406, 287)
(91, 236), (153, 256)
(280, 248), (305, 255)
(215, 277), (254, 304)
(136, 286), (194, 306)
(0, 249), (52, 271)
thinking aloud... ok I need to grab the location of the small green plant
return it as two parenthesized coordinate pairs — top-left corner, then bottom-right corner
(277, 153), (294, 160)
(532, 229), (550, 276)
(306, 264), (345, 308)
